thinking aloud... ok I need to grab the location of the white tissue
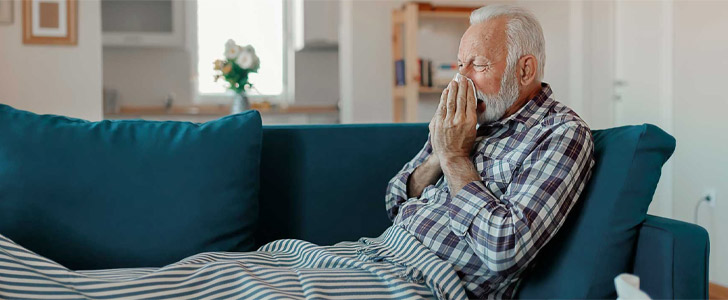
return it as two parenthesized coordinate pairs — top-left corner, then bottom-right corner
(614, 273), (652, 300)
(453, 73), (478, 105)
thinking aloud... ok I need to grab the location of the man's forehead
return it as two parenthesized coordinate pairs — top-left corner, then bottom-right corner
(458, 19), (508, 61)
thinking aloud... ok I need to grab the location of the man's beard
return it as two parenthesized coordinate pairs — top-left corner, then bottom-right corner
(476, 63), (521, 125)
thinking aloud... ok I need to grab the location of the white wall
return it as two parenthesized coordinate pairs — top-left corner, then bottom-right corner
(672, 0), (728, 285)
(0, 0), (103, 121)
(339, 0), (401, 123)
(295, 50), (339, 105)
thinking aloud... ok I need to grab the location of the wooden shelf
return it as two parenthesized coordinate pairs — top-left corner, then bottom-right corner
(393, 86), (443, 98)
(392, 2), (473, 23)
(391, 2), (477, 122)
(419, 11), (471, 19)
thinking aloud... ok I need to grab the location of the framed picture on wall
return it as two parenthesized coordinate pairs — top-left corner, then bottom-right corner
(0, 0), (13, 24)
(22, 0), (77, 45)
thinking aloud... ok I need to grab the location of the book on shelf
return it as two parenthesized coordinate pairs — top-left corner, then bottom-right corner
(419, 59), (425, 86)
(395, 60), (405, 85)
(427, 60), (433, 88)
(394, 58), (435, 87)
(418, 58), (423, 86)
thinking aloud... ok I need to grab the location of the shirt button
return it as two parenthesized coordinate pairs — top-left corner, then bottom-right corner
(421, 198), (428, 203)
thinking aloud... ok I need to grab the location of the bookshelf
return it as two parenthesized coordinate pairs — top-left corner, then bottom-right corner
(391, 2), (476, 122)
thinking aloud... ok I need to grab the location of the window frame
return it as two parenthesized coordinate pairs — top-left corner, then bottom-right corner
(188, 0), (295, 105)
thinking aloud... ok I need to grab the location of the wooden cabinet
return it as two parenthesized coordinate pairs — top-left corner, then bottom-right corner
(101, 0), (184, 48)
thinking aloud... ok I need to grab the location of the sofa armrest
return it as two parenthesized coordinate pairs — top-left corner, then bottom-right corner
(633, 214), (710, 299)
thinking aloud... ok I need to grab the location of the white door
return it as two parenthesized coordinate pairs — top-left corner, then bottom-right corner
(613, 0), (673, 217)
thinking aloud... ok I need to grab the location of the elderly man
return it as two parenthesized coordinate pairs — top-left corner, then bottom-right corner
(385, 4), (595, 299)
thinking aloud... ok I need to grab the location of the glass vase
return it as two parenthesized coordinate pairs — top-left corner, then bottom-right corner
(231, 92), (249, 115)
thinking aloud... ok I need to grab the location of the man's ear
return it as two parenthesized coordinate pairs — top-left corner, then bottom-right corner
(517, 55), (538, 86)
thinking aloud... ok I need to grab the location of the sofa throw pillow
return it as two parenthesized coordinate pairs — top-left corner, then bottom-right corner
(517, 124), (676, 299)
(0, 104), (262, 269)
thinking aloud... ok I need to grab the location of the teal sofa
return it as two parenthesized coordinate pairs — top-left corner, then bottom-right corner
(257, 123), (709, 299)
(0, 104), (709, 299)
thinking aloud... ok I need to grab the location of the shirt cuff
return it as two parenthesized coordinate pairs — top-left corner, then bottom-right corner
(396, 169), (415, 199)
(386, 168), (416, 219)
(448, 180), (499, 236)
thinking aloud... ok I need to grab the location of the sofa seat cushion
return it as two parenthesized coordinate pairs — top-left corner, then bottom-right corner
(517, 124), (676, 299)
(0, 104), (262, 269)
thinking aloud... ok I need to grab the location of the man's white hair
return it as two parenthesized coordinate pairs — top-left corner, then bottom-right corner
(470, 4), (545, 80)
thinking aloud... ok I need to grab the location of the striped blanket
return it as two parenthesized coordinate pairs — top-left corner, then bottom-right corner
(0, 226), (467, 299)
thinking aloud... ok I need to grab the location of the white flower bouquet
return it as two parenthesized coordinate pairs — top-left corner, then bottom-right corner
(213, 39), (260, 94)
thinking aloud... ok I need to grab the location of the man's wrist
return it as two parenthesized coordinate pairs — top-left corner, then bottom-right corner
(440, 155), (471, 173)
(440, 154), (481, 195)
(424, 154), (440, 168)
(420, 154), (444, 179)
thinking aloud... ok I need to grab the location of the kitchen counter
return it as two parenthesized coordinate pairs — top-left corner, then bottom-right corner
(105, 104), (339, 125)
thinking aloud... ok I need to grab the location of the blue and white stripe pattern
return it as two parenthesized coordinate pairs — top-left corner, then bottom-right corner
(0, 226), (467, 299)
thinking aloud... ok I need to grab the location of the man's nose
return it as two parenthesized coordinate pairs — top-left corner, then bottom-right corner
(459, 68), (474, 80)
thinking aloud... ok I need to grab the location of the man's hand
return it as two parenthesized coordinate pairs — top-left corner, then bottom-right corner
(430, 76), (478, 162)
(430, 76), (482, 195)
(408, 76), (481, 199)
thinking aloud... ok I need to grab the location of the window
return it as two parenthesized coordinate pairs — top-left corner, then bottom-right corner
(196, 0), (285, 98)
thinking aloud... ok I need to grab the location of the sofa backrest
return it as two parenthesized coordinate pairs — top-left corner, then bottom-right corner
(256, 124), (429, 247)
(258, 123), (675, 299)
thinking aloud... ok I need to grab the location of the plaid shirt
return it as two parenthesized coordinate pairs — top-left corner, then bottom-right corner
(385, 83), (595, 299)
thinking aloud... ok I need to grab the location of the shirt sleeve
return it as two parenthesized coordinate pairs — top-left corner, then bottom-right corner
(447, 122), (595, 276)
(385, 134), (434, 221)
